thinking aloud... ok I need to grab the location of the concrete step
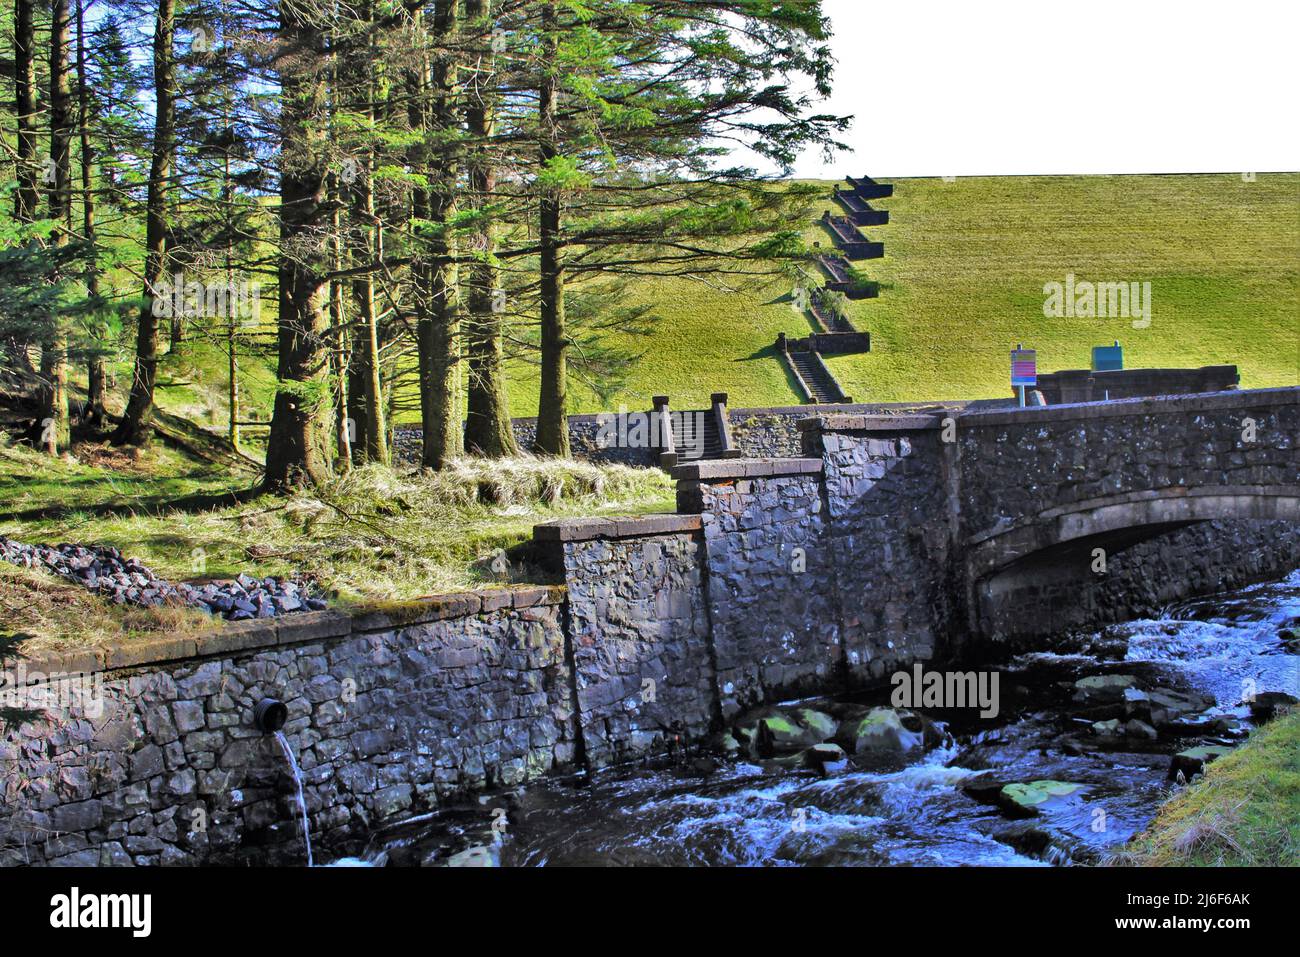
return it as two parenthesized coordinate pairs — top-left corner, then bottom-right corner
(788, 351), (844, 403)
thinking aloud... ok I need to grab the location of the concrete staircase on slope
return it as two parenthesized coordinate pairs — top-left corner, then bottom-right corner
(776, 173), (893, 404)
(780, 345), (851, 404)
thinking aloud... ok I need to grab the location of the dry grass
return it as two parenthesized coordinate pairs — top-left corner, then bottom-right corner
(0, 451), (676, 646)
(0, 563), (211, 654)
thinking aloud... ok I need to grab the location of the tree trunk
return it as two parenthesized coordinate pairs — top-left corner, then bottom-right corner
(14, 0), (39, 223)
(535, 1), (569, 457)
(328, 189), (350, 470)
(40, 0), (74, 455)
(221, 92), (239, 451)
(112, 0), (174, 447)
(348, 192), (388, 465)
(325, 45), (350, 470)
(77, 0), (107, 426)
(343, 2), (388, 466)
(416, 0), (462, 469)
(262, 2), (331, 492)
(462, 0), (517, 458)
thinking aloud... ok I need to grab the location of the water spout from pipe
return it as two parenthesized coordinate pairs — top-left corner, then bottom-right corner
(274, 730), (314, 867)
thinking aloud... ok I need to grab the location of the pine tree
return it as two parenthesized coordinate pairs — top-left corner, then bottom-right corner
(262, 0), (332, 490)
(111, 0), (176, 447)
(461, 0), (517, 457)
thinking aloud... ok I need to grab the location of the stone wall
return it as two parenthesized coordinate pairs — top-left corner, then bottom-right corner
(676, 460), (839, 717)
(536, 516), (716, 767)
(0, 590), (577, 866)
(808, 421), (957, 683)
(391, 368), (1245, 469)
(1, 512), (726, 866)
(782, 332), (873, 354)
(393, 417), (658, 468)
(728, 402), (996, 460)
(396, 401), (994, 466)
(1034, 365), (1239, 405)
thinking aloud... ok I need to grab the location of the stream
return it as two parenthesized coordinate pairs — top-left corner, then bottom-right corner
(331, 569), (1300, 867)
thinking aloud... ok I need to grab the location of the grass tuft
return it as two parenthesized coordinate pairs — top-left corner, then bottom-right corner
(1117, 711), (1300, 866)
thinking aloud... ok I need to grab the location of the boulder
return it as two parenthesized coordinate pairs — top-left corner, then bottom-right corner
(1090, 718), (1124, 742)
(839, 707), (925, 756)
(1278, 625), (1300, 654)
(959, 776), (1008, 807)
(732, 706), (837, 759)
(1072, 674), (1139, 705)
(1144, 688), (1215, 728)
(994, 780), (1088, 820)
(1247, 691), (1298, 723)
(1124, 718), (1159, 742)
(801, 742), (848, 773)
(1167, 745), (1233, 782)
(795, 707), (838, 742)
(442, 844), (499, 867)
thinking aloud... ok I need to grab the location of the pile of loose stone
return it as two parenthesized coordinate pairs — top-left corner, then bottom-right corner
(0, 538), (327, 621)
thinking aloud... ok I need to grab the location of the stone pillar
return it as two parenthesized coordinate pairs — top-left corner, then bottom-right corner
(533, 515), (718, 767)
(798, 414), (961, 683)
(652, 394), (676, 470)
(675, 458), (838, 717)
(710, 392), (740, 458)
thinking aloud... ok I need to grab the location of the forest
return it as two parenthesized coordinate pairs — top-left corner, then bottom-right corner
(0, 0), (846, 490)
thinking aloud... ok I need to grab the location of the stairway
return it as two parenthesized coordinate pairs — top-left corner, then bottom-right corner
(669, 409), (717, 461)
(809, 297), (854, 333)
(786, 350), (846, 404)
(833, 189), (889, 226)
(774, 172), (891, 406)
(820, 212), (884, 259)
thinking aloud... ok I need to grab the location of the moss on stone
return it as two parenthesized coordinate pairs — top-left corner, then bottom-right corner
(1001, 780), (1085, 808)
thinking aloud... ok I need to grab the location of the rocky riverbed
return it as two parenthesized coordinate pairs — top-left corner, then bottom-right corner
(0, 538), (327, 621)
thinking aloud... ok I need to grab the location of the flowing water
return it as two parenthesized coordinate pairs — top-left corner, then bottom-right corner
(275, 730), (314, 867)
(333, 570), (1300, 867)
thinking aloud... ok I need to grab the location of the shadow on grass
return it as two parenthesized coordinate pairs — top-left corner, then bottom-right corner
(0, 483), (269, 524)
(733, 343), (812, 405)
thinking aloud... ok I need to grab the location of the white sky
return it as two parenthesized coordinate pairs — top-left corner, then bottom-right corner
(790, 0), (1299, 178)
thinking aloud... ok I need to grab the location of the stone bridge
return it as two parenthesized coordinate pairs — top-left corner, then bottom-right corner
(637, 387), (1300, 710)
(797, 387), (1299, 643)
(11, 392), (1298, 866)
(530, 387), (1298, 723)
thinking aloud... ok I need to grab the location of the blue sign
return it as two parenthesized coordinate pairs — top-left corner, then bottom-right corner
(1092, 343), (1123, 372)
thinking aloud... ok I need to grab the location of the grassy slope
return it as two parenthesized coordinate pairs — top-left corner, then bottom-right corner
(0, 442), (237, 516)
(133, 173), (1297, 425)
(479, 173), (1298, 417)
(1120, 712), (1300, 866)
(0, 446), (674, 648)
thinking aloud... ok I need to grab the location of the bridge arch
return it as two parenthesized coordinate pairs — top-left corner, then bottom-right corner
(966, 485), (1300, 582)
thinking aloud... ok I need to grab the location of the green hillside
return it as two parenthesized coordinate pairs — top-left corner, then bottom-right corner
(494, 172), (1299, 417)
(131, 172), (1298, 429)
